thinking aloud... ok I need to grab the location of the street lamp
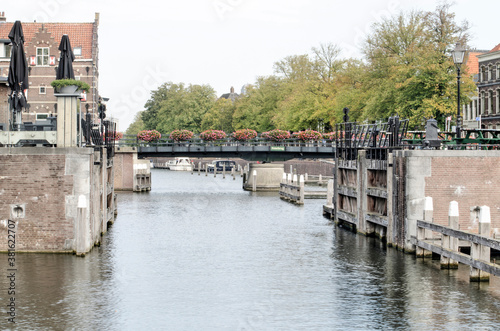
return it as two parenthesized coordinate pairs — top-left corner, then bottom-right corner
(452, 42), (466, 139)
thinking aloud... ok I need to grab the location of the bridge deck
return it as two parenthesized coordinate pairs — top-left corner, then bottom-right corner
(135, 144), (336, 161)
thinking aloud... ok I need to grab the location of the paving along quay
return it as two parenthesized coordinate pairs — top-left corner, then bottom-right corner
(1, 4), (500, 328)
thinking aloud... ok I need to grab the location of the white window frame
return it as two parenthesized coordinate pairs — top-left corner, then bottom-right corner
(39, 86), (46, 94)
(36, 47), (49, 66)
(0, 43), (11, 58)
(73, 47), (82, 56)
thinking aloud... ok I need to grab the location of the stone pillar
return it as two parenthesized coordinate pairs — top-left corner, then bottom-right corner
(55, 93), (81, 147)
(243, 163), (285, 191)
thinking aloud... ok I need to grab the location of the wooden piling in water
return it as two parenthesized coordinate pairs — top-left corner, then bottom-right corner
(471, 206), (491, 282)
(441, 201), (459, 269)
(417, 197), (433, 258)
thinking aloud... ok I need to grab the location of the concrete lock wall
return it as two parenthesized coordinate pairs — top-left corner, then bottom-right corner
(244, 163), (284, 191)
(333, 149), (500, 252)
(0, 147), (110, 253)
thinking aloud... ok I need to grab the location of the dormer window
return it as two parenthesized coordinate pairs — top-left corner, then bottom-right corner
(36, 47), (49, 66)
(73, 47), (82, 56)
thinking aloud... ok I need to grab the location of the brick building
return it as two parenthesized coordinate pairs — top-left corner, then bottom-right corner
(476, 44), (500, 129)
(0, 12), (99, 126)
(462, 50), (487, 129)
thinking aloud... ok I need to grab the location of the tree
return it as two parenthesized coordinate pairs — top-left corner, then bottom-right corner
(201, 98), (235, 132)
(125, 111), (145, 136)
(142, 82), (216, 133)
(361, 2), (475, 129)
(232, 76), (284, 132)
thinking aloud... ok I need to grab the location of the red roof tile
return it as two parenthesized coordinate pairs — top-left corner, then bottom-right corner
(0, 22), (95, 59)
(465, 51), (484, 75)
(487, 43), (500, 54)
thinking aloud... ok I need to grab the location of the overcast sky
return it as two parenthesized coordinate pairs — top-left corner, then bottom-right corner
(2, 0), (499, 130)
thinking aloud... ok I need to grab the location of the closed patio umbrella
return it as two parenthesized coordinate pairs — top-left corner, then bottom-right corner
(56, 34), (75, 80)
(7, 20), (28, 130)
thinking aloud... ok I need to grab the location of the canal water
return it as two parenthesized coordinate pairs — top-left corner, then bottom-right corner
(2, 169), (500, 330)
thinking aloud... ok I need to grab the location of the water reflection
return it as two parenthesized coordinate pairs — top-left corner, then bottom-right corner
(1, 169), (500, 330)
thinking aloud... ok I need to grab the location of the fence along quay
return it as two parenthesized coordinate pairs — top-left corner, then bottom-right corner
(323, 117), (500, 282)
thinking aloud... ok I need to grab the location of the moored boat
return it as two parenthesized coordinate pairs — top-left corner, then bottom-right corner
(168, 157), (194, 171)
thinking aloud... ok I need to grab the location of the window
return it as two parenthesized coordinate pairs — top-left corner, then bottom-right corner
(36, 113), (48, 120)
(488, 65), (492, 81)
(489, 90), (494, 114)
(36, 47), (49, 66)
(73, 47), (82, 56)
(39, 86), (46, 94)
(0, 43), (11, 58)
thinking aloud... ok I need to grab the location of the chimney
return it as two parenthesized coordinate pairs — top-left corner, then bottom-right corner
(230, 86), (234, 94)
(0, 12), (6, 22)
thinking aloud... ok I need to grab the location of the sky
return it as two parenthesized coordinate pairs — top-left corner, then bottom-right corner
(2, 0), (500, 131)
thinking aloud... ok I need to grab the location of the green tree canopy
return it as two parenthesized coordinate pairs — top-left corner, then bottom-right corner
(142, 82), (216, 133)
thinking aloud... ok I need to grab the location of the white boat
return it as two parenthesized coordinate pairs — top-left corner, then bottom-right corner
(168, 157), (194, 171)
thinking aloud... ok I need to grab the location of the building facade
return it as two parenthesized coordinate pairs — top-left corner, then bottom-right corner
(476, 44), (500, 129)
(0, 12), (99, 126)
(462, 50), (487, 129)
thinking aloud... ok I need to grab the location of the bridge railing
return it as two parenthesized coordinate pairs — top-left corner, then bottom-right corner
(116, 135), (336, 148)
(404, 128), (500, 150)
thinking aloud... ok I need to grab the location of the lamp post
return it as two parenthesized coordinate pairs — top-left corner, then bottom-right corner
(452, 42), (466, 139)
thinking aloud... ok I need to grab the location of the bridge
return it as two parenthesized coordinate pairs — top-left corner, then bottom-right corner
(117, 138), (336, 161)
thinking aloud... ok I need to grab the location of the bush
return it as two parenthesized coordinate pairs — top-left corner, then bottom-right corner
(169, 129), (194, 141)
(232, 129), (257, 141)
(137, 129), (161, 142)
(322, 132), (336, 141)
(50, 79), (90, 92)
(108, 131), (123, 141)
(294, 130), (323, 141)
(199, 129), (227, 141)
(261, 129), (291, 141)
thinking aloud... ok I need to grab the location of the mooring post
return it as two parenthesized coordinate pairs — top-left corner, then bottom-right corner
(205, 163), (208, 177)
(441, 201), (459, 269)
(280, 173), (286, 198)
(417, 197), (433, 258)
(299, 174), (305, 204)
(223, 163), (226, 179)
(318, 174), (323, 186)
(287, 173), (292, 199)
(326, 179), (333, 208)
(231, 167), (235, 180)
(198, 162), (201, 176)
(305, 173), (308, 181)
(252, 170), (257, 192)
(471, 206), (491, 282)
(292, 174), (298, 202)
(76, 195), (88, 257)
